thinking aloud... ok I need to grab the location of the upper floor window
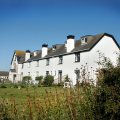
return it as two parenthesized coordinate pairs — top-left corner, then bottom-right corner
(75, 53), (80, 62)
(46, 58), (50, 66)
(46, 71), (49, 76)
(59, 56), (63, 64)
(28, 62), (31, 68)
(28, 72), (30, 76)
(14, 56), (16, 61)
(36, 61), (39, 67)
(36, 71), (39, 76)
(22, 64), (24, 69)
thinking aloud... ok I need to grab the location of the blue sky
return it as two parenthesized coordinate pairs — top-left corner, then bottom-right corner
(0, 0), (120, 71)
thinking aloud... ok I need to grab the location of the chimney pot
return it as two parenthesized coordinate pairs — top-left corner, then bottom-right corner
(67, 35), (75, 39)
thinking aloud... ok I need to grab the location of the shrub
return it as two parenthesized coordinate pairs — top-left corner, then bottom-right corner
(64, 75), (70, 82)
(94, 56), (120, 120)
(0, 85), (7, 88)
(22, 76), (32, 85)
(43, 75), (54, 86)
(35, 76), (43, 85)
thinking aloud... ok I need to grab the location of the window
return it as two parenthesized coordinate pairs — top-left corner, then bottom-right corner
(59, 56), (63, 64)
(28, 72), (30, 76)
(81, 37), (87, 45)
(28, 62), (31, 68)
(75, 53), (80, 62)
(36, 71), (39, 76)
(14, 56), (16, 61)
(36, 61), (39, 67)
(22, 64), (24, 69)
(46, 58), (50, 66)
(46, 71), (49, 76)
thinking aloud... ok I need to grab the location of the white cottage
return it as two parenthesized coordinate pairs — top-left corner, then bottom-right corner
(9, 33), (120, 85)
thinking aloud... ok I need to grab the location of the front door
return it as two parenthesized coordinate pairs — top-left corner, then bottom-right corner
(58, 70), (62, 83)
(13, 74), (16, 83)
(75, 69), (80, 84)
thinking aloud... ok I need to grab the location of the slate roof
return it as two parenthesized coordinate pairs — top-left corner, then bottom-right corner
(27, 51), (42, 62)
(14, 33), (120, 63)
(29, 33), (105, 60)
(72, 33), (105, 52)
(0, 71), (9, 76)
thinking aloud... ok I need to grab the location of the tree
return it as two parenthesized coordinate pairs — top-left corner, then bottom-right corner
(94, 55), (120, 120)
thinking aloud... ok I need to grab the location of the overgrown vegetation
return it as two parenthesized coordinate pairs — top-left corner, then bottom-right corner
(94, 54), (120, 120)
(0, 54), (120, 119)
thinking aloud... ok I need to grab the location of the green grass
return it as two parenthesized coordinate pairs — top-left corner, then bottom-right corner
(0, 87), (63, 108)
(0, 85), (95, 119)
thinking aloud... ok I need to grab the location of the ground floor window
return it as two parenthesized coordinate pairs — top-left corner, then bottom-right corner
(46, 71), (49, 76)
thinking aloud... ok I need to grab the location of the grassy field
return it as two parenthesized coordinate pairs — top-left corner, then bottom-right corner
(0, 86), (95, 119)
(0, 86), (64, 104)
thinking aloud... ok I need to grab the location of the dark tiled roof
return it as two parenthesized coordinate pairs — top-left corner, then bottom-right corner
(27, 51), (42, 62)
(43, 33), (104, 58)
(0, 71), (9, 76)
(45, 44), (66, 58)
(21, 33), (120, 62)
(72, 33), (104, 52)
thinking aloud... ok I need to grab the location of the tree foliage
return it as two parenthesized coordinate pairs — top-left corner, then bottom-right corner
(94, 55), (120, 120)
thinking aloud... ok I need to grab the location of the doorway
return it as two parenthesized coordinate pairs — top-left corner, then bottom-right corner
(58, 70), (62, 83)
(74, 69), (80, 84)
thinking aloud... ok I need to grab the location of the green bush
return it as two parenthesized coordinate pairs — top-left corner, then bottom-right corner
(64, 74), (70, 82)
(43, 75), (54, 86)
(94, 56), (120, 120)
(22, 76), (32, 85)
(35, 76), (43, 85)
(0, 85), (7, 88)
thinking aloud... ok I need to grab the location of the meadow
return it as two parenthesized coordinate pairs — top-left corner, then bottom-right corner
(0, 85), (95, 120)
(0, 86), (63, 105)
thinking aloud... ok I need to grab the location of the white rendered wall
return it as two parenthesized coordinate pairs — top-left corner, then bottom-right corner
(21, 35), (119, 85)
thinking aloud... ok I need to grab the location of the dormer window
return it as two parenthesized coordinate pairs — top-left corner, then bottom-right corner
(46, 58), (50, 66)
(75, 53), (80, 62)
(52, 45), (56, 51)
(81, 37), (87, 45)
